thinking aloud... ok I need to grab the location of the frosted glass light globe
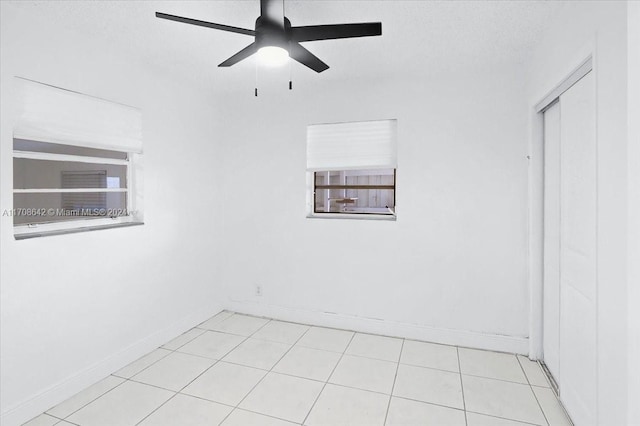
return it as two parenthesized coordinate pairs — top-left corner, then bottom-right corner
(256, 46), (289, 67)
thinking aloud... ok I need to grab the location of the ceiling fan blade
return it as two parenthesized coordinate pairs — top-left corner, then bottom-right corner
(218, 43), (258, 67)
(291, 22), (382, 42)
(156, 12), (255, 36)
(260, 0), (284, 27)
(289, 43), (329, 73)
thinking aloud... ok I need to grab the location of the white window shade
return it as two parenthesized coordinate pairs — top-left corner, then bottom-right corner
(306, 119), (397, 171)
(13, 77), (142, 153)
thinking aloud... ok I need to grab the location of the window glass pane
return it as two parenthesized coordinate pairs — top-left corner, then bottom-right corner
(13, 192), (127, 225)
(13, 158), (127, 189)
(314, 189), (395, 213)
(314, 169), (395, 215)
(14, 139), (127, 160)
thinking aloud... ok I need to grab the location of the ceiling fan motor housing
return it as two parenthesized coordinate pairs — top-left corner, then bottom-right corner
(255, 16), (291, 51)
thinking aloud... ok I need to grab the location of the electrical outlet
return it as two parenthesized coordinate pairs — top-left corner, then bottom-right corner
(255, 285), (262, 296)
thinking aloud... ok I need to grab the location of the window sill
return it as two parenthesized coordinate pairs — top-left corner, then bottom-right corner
(14, 221), (144, 240)
(306, 213), (397, 221)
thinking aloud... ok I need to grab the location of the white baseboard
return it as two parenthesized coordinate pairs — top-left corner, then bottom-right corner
(1, 304), (222, 426)
(226, 300), (529, 355)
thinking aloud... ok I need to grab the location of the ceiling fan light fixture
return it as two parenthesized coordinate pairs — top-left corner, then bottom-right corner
(156, 0), (382, 75)
(256, 45), (289, 67)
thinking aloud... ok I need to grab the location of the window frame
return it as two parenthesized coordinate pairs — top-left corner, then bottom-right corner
(12, 143), (143, 239)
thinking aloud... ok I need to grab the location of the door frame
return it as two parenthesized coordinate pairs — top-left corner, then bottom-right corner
(528, 53), (594, 361)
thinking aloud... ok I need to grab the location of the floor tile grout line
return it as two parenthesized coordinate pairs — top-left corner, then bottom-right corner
(166, 391), (309, 425)
(390, 394), (466, 412)
(465, 409), (546, 426)
(157, 389), (236, 410)
(516, 355), (534, 386)
(127, 377), (193, 393)
(161, 327), (207, 351)
(112, 347), (173, 380)
(333, 351), (403, 364)
(383, 338), (404, 425)
(516, 355), (551, 426)
(38, 412), (65, 421)
(171, 348), (229, 362)
(53, 376), (130, 422)
(133, 314), (273, 426)
(460, 371), (534, 386)
(220, 360), (327, 384)
(132, 392), (180, 426)
(53, 418), (80, 426)
(397, 360), (460, 374)
(390, 359), (531, 385)
(457, 347), (468, 426)
(394, 359), (532, 386)
(301, 332), (357, 425)
(198, 311), (235, 329)
(531, 383), (553, 390)
(219, 317), (314, 425)
(221, 407), (302, 425)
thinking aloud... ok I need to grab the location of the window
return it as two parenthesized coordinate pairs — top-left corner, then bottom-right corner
(313, 169), (396, 215)
(10, 77), (143, 239)
(306, 119), (397, 219)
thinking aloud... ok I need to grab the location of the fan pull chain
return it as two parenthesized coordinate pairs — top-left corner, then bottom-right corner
(289, 55), (293, 91)
(254, 56), (259, 97)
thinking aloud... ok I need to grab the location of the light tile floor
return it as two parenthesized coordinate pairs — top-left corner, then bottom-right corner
(24, 312), (573, 426)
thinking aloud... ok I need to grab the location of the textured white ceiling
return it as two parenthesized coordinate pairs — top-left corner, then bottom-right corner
(5, 1), (567, 93)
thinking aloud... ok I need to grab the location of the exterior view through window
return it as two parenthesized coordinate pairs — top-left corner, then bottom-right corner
(12, 139), (130, 226)
(313, 168), (396, 215)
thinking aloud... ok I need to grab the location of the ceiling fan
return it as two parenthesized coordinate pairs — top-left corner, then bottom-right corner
(156, 0), (382, 73)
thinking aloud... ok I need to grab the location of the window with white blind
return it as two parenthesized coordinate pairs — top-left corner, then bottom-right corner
(306, 119), (397, 219)
(10, 77), (143, 239)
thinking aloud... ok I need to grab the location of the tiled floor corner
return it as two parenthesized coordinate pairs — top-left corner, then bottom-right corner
(23, 311), (573, 426)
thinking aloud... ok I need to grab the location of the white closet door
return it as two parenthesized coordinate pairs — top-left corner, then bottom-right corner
(543, 101), (561, 384)
(558, 71), (597, 426)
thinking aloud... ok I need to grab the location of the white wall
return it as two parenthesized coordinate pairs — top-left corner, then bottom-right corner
(216, 64), (531, 352)
(628, 2), (640, 425)
(524, 2), (629, 425)
(0, 4), (225, 425)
